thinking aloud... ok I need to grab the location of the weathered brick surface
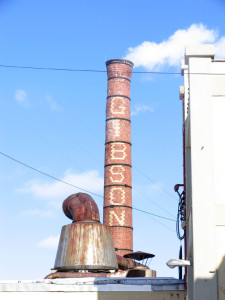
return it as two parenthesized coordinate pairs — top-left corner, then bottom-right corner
(105, 143), (131, 165)
(106, 97), (130, 120)
(104, 206), (132, 227)
(104, 186), (132, 207)
(104, 165), (132, 187)
(103, 59), (133, 256)
(107, 78), (131, 98)
(105, 119), (131, 143)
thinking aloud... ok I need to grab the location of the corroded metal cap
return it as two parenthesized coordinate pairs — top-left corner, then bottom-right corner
(53, 193), (118, 272)
(62, 193), (100, 223)
(124, 251), (155, 261)
(54, 222), (118, 271)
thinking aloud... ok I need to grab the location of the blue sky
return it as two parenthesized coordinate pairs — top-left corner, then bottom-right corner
(0, 0), (225, 279)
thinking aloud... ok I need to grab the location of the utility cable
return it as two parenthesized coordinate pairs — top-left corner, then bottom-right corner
(1, 101), (175, 217)
(1, 102), (176, 215)
(36, 96), (175, 205)
(134, 208), (175, 234)
(133, 165), (177, 201)
(0, 64), (225, 75)
(0, 150), (176, 223)
(0, 150), (102, 198)
(0, 62), (179, 219)
(134, 188), (176, 218)
(1, 105), (85, 172)
(132, 207), (175, 222)
(56, 98), (103, 143)
(0, 64), (106, 73)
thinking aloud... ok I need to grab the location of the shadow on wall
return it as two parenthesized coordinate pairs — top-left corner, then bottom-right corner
(97, 291), (186, 300)
(194, 255), (225, 300)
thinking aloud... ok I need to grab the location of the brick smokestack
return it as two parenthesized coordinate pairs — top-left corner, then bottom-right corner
(103, 59), (133, 257)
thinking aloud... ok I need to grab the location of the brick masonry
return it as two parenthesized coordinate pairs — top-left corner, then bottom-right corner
(103, 59), (133, 257)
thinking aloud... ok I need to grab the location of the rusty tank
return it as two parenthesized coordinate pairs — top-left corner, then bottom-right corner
(53, 193), (118, 271)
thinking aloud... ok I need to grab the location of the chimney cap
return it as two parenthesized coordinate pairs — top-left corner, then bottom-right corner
(124, 251), (155, 261)
(106, 59), (133, 67)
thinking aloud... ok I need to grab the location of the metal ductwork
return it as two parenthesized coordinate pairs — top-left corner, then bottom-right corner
(46, 193), (118, 277)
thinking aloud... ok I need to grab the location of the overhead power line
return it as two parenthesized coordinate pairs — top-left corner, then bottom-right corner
(1, 83), (177, 217)
(0, 150), (176, 223)
(0, 62), (179, 228)
(0, 64), (179, 74)
(133, 165), (177, 201)
(132, 207), (175, 222)
(0, 64), (107, 72)
(0, 64), (225, 75)
(0, 150), (101, 198)
(134, 188), (176, 218)
(133, 208), (175, 233)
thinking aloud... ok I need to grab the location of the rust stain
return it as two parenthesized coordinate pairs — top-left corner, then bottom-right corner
(62, 193), (100, 223)
(116, 255), (148, 270)
(45, 272), (108, 279)
(54, 222), (118, 271)
(49, 193), (121, 277)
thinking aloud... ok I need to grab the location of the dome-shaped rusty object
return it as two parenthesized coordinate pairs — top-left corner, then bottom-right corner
(62, 193), (100, 222)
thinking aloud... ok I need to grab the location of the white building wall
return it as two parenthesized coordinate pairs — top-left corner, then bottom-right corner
(182, 45), (225, 300)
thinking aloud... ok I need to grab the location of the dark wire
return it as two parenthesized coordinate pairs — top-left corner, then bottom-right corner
(1, 88), (177, 217)
(0, 64), (225, 75)
(0, 64), (106, 73)
(0, 63), (179, 226)
(133, 165), (177, 201)
(132, 187), (176, 218)
(0, 150), (176, 223)
(0, 151), (101, 198)
(132, 207), (175, 222)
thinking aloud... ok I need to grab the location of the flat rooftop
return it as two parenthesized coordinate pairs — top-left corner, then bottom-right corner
(0, 277), (185, 292)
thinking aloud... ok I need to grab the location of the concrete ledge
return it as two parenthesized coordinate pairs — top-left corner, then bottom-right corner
(0, 277), (185, 292)
(185, 45), (215, 64)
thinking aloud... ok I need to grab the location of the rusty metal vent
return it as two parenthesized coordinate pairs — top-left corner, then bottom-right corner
(53, 193), (118, 272)
(124, 251), (155, 268)
(124, 251), (155, 261)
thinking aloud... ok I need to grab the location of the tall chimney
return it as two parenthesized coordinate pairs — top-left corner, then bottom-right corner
(103, 59), (133, 257)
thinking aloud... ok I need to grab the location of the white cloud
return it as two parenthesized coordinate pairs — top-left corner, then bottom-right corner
(18, 169), (104, 206)
(131, 105), (153, 116)
(215, 37), (225, 59)
(20, 209), (53, 217)
(38, 235), (60, 248)
(45, 93), (61, 111)
(14, 89), (30, 107)
(125, 24), (225, 70)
